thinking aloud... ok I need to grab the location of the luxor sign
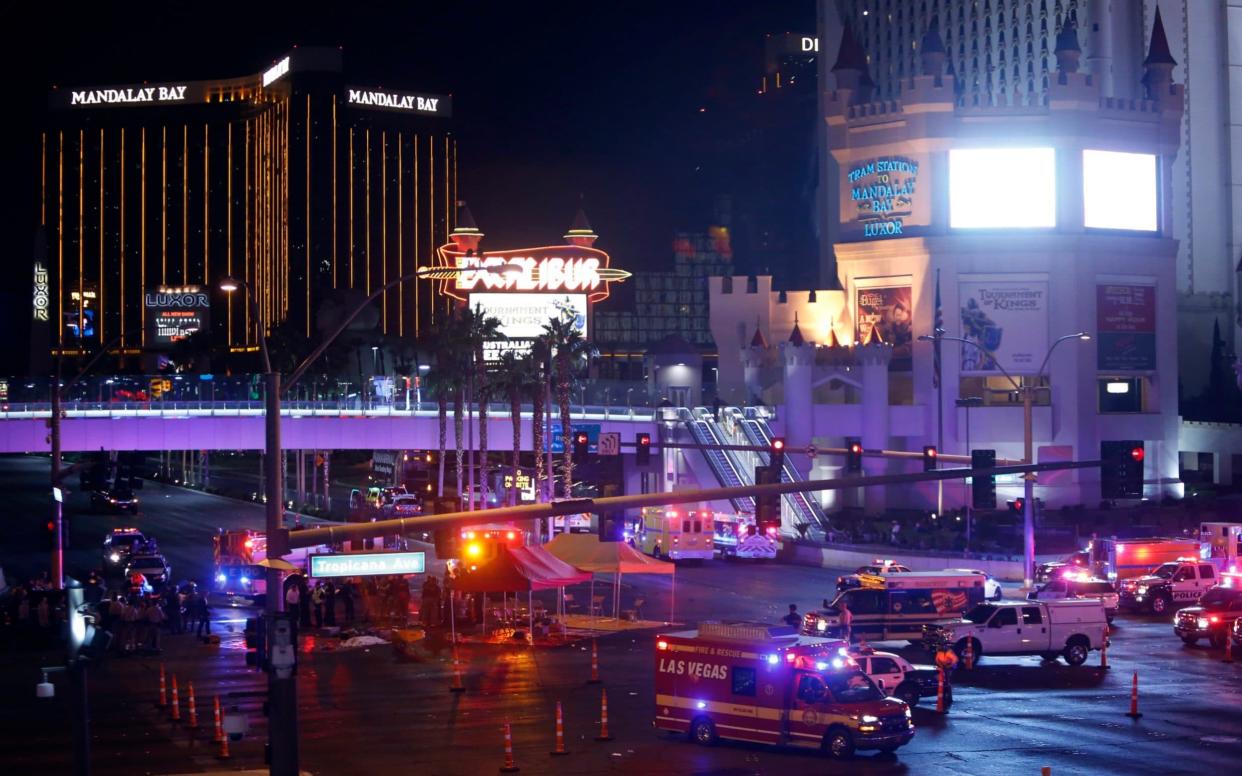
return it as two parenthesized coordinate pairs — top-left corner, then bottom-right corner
(145, 286), (210, 349)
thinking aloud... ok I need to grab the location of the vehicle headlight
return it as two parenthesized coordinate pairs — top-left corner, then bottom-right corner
(110, 553), (120, 563)
(216, 573), (226, 583)
(861, 715), (878, 723)
(1137, 586), (1147, 594)
(905, 707), (913, 718)
(1197, 617), (1210, 629)
(241, 576), (250, 584)
(816, 620), (827, 632)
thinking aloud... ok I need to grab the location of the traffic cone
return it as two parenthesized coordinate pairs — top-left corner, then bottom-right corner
(587, 639), (601, 684)
(170, 675), (181, 722)
(1042, 768), (1051, 776)
(213, 696), (224, 743)
(1224, 634), (1235, 664)
(158, 663), (167, 708)
(1100, 625), (1110, 670)
(935, 667), (947, 714)
(550, 701), (569, 756)
(964, 637), (974, 671)
(499, 720), (520, 773)
(216, 727), (230, 760)
(187, 682), (198, 729)
(450, 646), (466, 693)
(595, 689), (614, 741)
(1125, 671), (1142, 719)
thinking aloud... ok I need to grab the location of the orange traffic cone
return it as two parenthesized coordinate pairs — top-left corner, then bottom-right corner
(450, 646), (466, 693)
(587, 639), (601, 684)
(170, 675), (181, 722)
(1224, 634), (1235, 664)
(213, 696), (224, 743)
(158, 663), (167, 708)
(595, 689), (614, 741)
(935, 667), (947, 714)
(216, 727), (230, 760)
(187, 682), (199, 729)
(1125, 671), (1142, 719)
(550, 701), (569, 756)
(963, 637), (974, 670)
(1041, 768), (1051, 776)
(1100, 625), (1110, 670)
(499, 720), (520, 773)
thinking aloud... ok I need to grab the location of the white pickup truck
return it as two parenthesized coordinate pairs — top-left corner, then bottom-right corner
(922, 599), (1108, 666)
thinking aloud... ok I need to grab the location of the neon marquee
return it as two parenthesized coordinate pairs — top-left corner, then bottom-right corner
(436, 245), (629, 303)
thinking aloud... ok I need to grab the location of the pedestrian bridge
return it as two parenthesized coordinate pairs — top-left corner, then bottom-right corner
(0, 401), (661, 453)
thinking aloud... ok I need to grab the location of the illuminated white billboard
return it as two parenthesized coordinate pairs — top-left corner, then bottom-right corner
(469, 293), (588, 360)
(1083, 150), (1157, 231)
(949, 148), (1056, 229)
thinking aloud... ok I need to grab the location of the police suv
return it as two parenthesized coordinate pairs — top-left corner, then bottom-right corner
(1119, 559), (1220, 615)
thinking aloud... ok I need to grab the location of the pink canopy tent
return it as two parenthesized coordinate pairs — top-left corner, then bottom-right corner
(451, 545), (591, 640)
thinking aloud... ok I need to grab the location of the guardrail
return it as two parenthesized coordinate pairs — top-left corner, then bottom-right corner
(0, 400), (659, 421)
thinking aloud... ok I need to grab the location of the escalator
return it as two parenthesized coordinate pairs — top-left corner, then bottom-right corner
(730, 408), (832, 535)
(679, 408), (754, 513)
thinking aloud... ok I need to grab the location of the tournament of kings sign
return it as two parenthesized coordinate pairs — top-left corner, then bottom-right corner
(841, 155), (928, 240)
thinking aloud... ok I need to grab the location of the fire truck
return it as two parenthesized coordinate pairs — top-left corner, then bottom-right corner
(654, 621), (914, 759)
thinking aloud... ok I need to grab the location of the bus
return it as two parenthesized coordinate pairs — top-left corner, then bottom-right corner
(638, 507), (714, 561)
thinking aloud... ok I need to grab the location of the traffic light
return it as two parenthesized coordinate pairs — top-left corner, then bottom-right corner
(755, 465), (781, 532)
(572, 431), (590, 464)
(770, 437), (786, 469)
(1008, 497), (1025, 513)
(971, 449), (997, 509)
(597, 512), (624, 542)
(845, 437), (863, 473)
(922, 445), (938, 472)
(636, 433), (651, 466)
(149, 378), (163, 400)
(1101, 440), (1145, 499)
(244, 616), (266, 669)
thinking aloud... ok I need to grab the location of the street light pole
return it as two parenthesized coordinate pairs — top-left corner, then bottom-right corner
(921, 331), (1088, 587)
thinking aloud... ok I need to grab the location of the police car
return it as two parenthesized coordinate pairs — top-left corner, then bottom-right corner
(1119, 559), (1221, 614)
(102, 527), (148, 570)
(849, 646), (946, 708)
(1173, 578), (1242, 648)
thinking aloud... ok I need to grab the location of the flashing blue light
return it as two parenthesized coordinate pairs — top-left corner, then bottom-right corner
(838, 647), (849, 655)
(215, 573), (226, 583)
(696, 701), (706, 710)
(766, 654), (778, 665)
(240, 576), (250, 584)
(832, 658), (845, 669)
(815, 661), (828, 670)
(199, 374), (214, 381)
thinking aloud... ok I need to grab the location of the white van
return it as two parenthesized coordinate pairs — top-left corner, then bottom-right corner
(923, 599), (1108, 666)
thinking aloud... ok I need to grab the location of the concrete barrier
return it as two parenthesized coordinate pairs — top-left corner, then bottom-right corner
(780, 542), (1026, 582)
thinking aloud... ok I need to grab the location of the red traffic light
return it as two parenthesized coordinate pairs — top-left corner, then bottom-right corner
(638, 433), (651, 446)
(772, 438), (785, 451)
(575, 432), (588, 444)
(850, 442), (863, 454)
(1130, 446), (1145, 462)
(925, 447), (937, 458)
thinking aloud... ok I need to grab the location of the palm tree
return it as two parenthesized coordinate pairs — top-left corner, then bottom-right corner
(541, 313), (594, 498)
(530, 336), (550, 502)
(492, 351), (538, 505)
(460, 305), (504, 507)
(421, 369), (454, 497)
(421, 312), (470, 500)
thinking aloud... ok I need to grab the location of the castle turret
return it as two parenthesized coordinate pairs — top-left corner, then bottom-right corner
(919, 18), (945, 77)
(832, 18), (873, 103)
(1054, 17), (1082, 75)
(742, 321), (767, 403)
(1142, 8), (1177, 102)
(857, 341), (893, 515)
(564, 207), (598, 248)
(781, 316), (814, 449)
(449, 201), (484, 253)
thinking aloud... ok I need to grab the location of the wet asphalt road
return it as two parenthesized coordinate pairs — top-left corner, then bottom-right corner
(3, 454), (1242, 775)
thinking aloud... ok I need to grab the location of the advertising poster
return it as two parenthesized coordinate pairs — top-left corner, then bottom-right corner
(470, 292), (587, 361)
(1096, 284), (1156, 371)
(855, 285), (912, 370)
(958, 278), (1049, 375)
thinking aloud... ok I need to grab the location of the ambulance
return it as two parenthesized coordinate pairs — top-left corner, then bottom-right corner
(654, 621), (915, 759)
(638, 506), (714, 561)
(712, 513), (778, 561)
(803, 571), (987, 643)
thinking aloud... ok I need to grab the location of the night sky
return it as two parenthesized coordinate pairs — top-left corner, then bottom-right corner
(0, 1), (815, 373)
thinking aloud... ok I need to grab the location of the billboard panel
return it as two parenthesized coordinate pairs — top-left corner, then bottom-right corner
(469, 292), (587, 361)
(839, 154), (930, 240)
(959, 277), (1049, 375)
(144, 287), (210, 349)
(1083, 150), (1157, 231)
(949, 148), (1056, 229)
(854, 284), (912, 370)
(1097, 283), (1156, 371)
